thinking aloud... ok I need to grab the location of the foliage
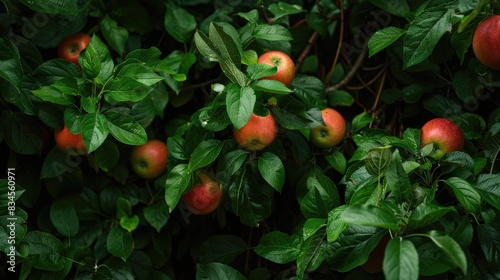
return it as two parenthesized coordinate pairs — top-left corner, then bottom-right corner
(1, 0), (500, 279)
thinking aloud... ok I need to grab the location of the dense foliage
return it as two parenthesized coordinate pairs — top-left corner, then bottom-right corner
(1, 0), (500, 279)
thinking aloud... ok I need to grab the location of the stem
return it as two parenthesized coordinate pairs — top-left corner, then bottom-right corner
(325, 42), (369, 92)
(324, 0), (345, 86)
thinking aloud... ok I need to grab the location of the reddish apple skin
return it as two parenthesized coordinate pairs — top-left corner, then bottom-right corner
(181, 172), (223, 215)
(310, 108), (346, 149)
(473, 15), (500, 70)
(257, 50), (296, 87)
(420, 118), (464, 159)
(233, 113), (278, 151)
(130, 139), (168, 179)
(57, 32), (91, 67)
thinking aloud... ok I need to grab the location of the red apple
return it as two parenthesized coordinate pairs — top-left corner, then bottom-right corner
(233, 113), (278, 151)
(57, 32), (91, 67)
(420, 118), (464, 159)
(181, 171), (223, 215)
(130, 139), (168, 179)
(54, 125), (87, 156)
(309, 108), (346, 149)
(472, 15), (500, 70)
(257, 50), (295, 87)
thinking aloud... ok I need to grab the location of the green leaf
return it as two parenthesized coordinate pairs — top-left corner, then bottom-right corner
(444, 177), (481, 213)
(403, 9), (454, 68)
(107, 225), (134, 261)
(475, 174), (500, 210)
(383, 238), (419, 280)
(143, 200), (169, 233)
(32, 78), (77, 105)
(351, 112), (374, 131)
(163, 50), (197, 81)
(22, 231), (66, 271)
(50, 200), (79, 238)
(226, 84), (256, 129)
(208, 22), (242, 68)
(268, 2), (304, 22)
(164, 164), (191, 213)
(216, 149), (248, 184)
(426, 231), (467, 275)
(368, 0), (411, 19)
(477, 224), (500, 268)
(296, 231), (327, 278)
(80, 112), (108, 153)
(18, 0), (78, 15)
(341, 204), (400, 231)
(327, 89), (354, 107)
(0, 179), (25, 204)
(271, 96), (323, 130)
(229, 171), (273, 227)
(116, 63), (164, 86)
(247, 63), (276, 80)
(119, 215), (139, 232)
(301, 175), (340, 218)
(303, 218), (326, 241)
(386, 149), (412, 204)
(326, 205), (348, 243)
(0, 38), (22, 92)
(368, 27), (406, 57)
(325, 149), (347, 174)
(104, 111), (147, 145)
(252, 79), (292, 94)
(258, 152), (285, 192)
(365, 146), (392, 176)
(100, 16), (129, 56)
(94, 140), (119, 172)
(407, 203), (456, 231)
(293, 75), (327, 108)
(196, 262), (246, 280)
(253, 24), (293, 41)
(81, 35), (114, 81)
(198, 235), (248, 265)
(104, 76), (153, 102)
(1, 112), (43, 155)
(188, 139), (224, 171)
(254, 231), (301, 264)
(164, 6), (196, 43)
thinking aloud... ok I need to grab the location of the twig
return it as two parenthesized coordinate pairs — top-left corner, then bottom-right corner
(325, 42), (369, 92)
(295, 31), (318, 72)
(324, 0), (345, 86)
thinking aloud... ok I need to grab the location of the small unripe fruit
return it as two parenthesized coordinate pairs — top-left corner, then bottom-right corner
(233, 113), (278, 151)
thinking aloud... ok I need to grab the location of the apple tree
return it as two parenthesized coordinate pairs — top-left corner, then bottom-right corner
(0, 0), (500, 279)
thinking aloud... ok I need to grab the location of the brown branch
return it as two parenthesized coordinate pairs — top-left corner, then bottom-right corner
(325, 42), (368, 93)
(323, 0), (345, 86)
(295, 31), (318, 72)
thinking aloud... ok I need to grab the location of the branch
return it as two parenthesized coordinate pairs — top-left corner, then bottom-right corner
(325, 42), (368, 93)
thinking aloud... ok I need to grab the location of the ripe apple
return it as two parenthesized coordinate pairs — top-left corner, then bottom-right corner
(362, 235), (391, 273)
(420, 118), (464, 159)
(309, 108), (346, 149)
(130, 139), (168, 179)
(233, 113), (278, 151)
(57, 32), (91, 67)
(472, 15), (500, 70)
(54, 125), (87, 156)
(257, 50), (295, 87)
(181, 171), (223, 215)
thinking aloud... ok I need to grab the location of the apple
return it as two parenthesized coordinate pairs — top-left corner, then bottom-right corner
(309, 108), (346, 149)
(54, 125), (87, 156)
(57, 32), (91, 67)
(472, 15), (500, 70)
(362, 235), (391, 273)
(233, 113), (278, 151)
(130, 139), (168, 179)
(257, 50), (295, 87)
(420, 118), (464, 159)
(181, 171), (223, 215)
